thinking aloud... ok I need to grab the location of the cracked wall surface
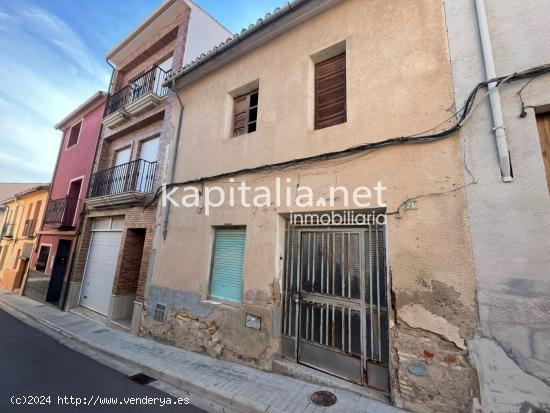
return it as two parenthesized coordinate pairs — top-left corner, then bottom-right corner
(444, 0), (550, 411)
(142, 1), (481, 411)
(141, 285), (276, 369)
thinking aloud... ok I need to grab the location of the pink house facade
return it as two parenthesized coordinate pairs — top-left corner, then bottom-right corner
(23, 92), (106, 308)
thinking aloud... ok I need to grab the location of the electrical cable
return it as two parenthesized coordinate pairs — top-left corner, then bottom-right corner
(144, 63), (550, 209)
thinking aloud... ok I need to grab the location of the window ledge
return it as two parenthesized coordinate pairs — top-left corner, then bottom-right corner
(203, 299), (241, 311)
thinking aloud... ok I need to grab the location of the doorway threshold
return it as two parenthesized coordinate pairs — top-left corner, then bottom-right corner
(111, 318), (131, 331)
(272, 356), (389, 404)
(70, 306), (107, 326)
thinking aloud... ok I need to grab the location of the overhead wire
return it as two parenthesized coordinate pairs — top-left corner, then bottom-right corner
(145, 63), (550, 209)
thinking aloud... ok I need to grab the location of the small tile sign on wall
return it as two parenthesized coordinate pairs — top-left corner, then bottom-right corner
(245, 313), (261, 330)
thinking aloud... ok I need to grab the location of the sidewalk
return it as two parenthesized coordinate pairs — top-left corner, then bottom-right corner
(0, 292), (404, 413)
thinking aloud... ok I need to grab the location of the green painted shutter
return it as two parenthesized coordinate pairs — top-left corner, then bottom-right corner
(209, 228), (246, 303)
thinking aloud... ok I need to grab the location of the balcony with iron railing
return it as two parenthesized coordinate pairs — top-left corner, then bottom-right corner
(103, 66), (172, 128)
(1, 223), (14, 238)
(44, 197), (79, 228)
(22, 219), (37, 237)
(86, 159), (157, 208)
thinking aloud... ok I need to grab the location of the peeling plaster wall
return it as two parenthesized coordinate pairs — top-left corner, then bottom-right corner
(145, 150), (479, 412)
(444, 1), (550, 411)
(143, 1), (480, 411)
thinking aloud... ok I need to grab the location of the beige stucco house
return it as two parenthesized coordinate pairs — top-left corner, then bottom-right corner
(142, 1), (479, 411)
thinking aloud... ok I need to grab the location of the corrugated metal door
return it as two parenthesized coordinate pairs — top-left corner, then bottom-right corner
(281, 223), (388, 390)
(80, 230), (122, 315)
(209, 228), (246, 303)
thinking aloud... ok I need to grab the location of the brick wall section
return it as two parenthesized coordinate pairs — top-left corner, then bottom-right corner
(171, 11), (190, 73)
(112, 2), (190, 92)
(124, 206), (156, 301)
(71, 216), (93, 284)
(112, 228), (145, 295)
(71, 206), (156, 302)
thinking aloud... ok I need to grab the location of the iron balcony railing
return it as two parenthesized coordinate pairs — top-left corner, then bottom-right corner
(22, 219), (36, 236)
(87, 159), (157, 199)
(104, 65), (172, 117)
(1, 223), (14, 237)
(44, 197), (79, 227)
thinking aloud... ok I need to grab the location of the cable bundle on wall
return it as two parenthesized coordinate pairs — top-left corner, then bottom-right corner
(145, 63), (550, 209)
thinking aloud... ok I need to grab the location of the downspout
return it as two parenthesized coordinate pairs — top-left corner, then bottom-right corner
(162, 79), (184, 240)
(105, 58), (116, 94)
(474, 0), (513, 182)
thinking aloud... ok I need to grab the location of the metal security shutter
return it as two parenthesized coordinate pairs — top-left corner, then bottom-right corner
(80, 229), (122, 315)
(281, 219), (389, 390)
(209, 228), (246, 303)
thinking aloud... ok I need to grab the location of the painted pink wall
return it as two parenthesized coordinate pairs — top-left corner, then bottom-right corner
(31, 101), (104, 276)
(49, 102), (105, 204)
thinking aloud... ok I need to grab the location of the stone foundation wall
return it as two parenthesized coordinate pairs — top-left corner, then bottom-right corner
(22, 269), (49, 302)
(391, 324), (480, 412)
(140, 285), (275, 369)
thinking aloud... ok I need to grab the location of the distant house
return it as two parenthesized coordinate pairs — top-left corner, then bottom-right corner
(0, 183), (44, 225)
(0, 185), (50, 292)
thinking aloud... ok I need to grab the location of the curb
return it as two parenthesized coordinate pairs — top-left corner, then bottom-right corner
(0, 296), (268, 413)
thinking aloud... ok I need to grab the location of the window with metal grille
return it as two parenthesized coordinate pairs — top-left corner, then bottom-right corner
(154, 303), (166, 322)
(209, 228), (246, 303)
(315, 53), (347, 130)
(232, 90), (258, 136)
(35, 245), (50, 272)
(67, 121), (82, 148)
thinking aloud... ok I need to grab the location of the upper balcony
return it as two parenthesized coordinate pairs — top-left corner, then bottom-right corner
(44, 197), (80, 229)
(103, 65), (171, 129)
(86, 159), (157, 208)
(1, 223), (14, 238)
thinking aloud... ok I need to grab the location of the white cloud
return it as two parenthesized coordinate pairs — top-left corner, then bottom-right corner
(19, 7), (107, 77)
(0, 4), (110, 182)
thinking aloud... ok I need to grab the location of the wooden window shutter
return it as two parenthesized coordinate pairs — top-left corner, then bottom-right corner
(536, 113), (550, 192)
(315, 53), (347, 130)
(232, 90), (259, 137)
(233, 96), (249, 136)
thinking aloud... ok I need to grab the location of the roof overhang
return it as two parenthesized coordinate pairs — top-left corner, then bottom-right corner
(106, 0), (188, 67)
(1, 185), (50, 206)
(55, 92), (106, 130)
(167, 0), (344, 90)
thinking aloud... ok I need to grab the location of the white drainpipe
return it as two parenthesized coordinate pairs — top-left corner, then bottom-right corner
(475, 0), (513, 182)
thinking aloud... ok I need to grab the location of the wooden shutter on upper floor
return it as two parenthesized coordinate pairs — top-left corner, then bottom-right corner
(315, 53), (347, 130)
(232, 90), (259, 137)
(233, 95), (249, 136)
(536, 113), (550, 192)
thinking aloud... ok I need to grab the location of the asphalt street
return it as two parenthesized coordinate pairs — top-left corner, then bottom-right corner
(0, 308), (206, 412)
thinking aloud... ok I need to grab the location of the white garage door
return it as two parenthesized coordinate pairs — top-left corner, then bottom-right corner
(80, 218), (123, 315)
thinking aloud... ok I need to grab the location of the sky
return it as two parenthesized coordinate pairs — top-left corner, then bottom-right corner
(0, 0), (283, 183)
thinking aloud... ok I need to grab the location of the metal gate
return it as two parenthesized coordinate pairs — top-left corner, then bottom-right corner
(281, 222), (389, 391)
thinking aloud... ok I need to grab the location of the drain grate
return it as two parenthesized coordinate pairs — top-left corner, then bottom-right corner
(310, 390), (337, 407)
(128, 373), (157, 385)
